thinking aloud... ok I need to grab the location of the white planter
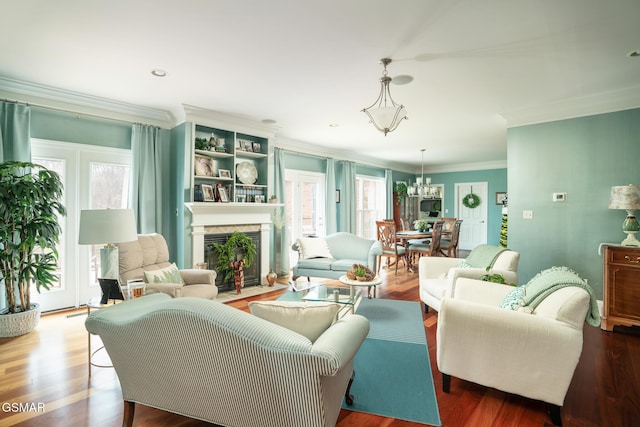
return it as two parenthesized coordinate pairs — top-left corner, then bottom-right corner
(0, 304), (41, 337)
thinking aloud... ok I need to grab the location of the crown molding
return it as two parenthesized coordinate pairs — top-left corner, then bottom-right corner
(274, 137), (416, 174)
(501, 86), (640, 128)
(423, 159), (508, 174)
(0, 76), (173, 127)
(181, 104), (278, 139)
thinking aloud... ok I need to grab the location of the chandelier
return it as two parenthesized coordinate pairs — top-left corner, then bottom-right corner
(408, 149), (434, 198)
(361, 58), (408, 136)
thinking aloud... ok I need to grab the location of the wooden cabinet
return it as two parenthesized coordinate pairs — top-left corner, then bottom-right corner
(601, 245), (640, 331)
(191, 123), (269, 203)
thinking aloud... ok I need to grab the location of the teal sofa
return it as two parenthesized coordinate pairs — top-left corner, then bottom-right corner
(291, 232), (382, 280)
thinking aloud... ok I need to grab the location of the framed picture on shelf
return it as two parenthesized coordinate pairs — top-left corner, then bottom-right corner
(218, 169), (231, 178)
(238, 140), (251, 152)
(255, 195), (265, 203)
(194, 155), (214, 177)
(236, 194), (246, 203)
(252, 142), (261, 153)
(217, 186), (229, 203)
(201, 184), (215, 202)
(495, 192), (507, 205)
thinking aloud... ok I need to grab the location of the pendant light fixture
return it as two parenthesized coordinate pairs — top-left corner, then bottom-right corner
(409, 149), (432, 197)
(361, 58), (408, 136)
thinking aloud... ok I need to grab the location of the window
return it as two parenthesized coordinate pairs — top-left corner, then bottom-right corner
(356, 175), (386, 240)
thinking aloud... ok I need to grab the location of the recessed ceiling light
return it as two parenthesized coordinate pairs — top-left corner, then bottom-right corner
(627, 50), (640, 58)
(329, 123), (339, 128)
(392, 75), (414, 85)
(151, 69), (167, 77)
(261, 119), (277, 124)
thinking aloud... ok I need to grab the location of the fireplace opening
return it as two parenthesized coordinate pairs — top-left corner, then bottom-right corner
(204, 232), (261, 293)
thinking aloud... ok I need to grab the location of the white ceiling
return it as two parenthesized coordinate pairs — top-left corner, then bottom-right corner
(2, 0), (639, 173)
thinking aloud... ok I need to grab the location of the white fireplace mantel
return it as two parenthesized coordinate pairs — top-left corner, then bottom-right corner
(185, 202), (283, 284)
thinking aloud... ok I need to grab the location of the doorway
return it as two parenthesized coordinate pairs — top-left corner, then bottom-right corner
(455, 182), (488, 250)
(31, 139), (131, 312)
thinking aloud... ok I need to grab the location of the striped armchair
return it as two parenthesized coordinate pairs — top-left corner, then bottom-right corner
(85, 294), (369, 427)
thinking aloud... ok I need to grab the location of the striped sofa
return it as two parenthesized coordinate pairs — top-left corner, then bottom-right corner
(85, 293), (370, 427)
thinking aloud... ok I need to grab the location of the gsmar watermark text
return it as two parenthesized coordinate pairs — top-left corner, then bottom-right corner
(2, 402), (46, 413)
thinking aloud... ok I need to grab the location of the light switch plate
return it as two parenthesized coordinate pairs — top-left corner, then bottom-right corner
(552, 192), (567, 202)
(523, 210), (533, 219)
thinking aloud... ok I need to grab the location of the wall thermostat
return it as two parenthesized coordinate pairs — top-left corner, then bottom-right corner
(552, 192), (567, 202)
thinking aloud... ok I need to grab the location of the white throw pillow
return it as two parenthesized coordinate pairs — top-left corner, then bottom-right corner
(295, 237), (333, 259)
(248, 300), (340, 342)
(144, 263), (185, 284)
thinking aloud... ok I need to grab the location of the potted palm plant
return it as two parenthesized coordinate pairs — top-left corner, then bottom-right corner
(0, 161), (66, 337)
(210, 231), (256, 294)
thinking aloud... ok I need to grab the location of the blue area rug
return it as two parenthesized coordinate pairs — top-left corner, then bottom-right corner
(344, 298), (441, 426)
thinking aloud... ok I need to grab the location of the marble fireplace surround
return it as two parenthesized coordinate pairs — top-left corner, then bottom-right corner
(185, 203), (279, 285)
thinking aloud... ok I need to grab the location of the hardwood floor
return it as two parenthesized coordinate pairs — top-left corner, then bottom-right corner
(1, 267), (639, 427)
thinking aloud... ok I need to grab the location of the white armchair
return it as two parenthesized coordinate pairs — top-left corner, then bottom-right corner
(418, 246), (519, 312)
(436, 277), (593, 426)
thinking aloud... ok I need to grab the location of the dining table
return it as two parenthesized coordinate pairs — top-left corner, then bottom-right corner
(396, 229), (451, 272)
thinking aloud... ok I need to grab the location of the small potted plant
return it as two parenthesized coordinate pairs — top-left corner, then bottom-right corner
(413, 219), (429, 232)
(268, 195), (278, 203)
(210, 232), (257, 294)
(354, 266), (368, 281)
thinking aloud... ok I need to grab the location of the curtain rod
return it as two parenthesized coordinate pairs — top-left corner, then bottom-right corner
(278, 147), (329, 161)
(1, 97), (154, 127)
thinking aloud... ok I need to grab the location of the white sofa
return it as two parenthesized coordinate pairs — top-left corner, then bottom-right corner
(418, 246), (519, 312)
(436, 275), (596, 425)
(117, 233), (218, 300)
(85, 293), (370, 427)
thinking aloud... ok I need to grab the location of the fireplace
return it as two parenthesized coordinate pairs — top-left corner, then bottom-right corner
(185, 203), (280, 290)
(204, 231), (261, 292)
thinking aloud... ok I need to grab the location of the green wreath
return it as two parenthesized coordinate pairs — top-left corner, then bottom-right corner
(463, 193), (480, 209)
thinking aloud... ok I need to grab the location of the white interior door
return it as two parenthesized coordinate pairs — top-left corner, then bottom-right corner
(455, 182), (488, 250)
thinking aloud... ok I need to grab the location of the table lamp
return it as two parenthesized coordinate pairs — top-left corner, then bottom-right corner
(78, 209), (138, 278)
(608, 184), (640, 247)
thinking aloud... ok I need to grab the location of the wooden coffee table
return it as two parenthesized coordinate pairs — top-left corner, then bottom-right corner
(339, 275), (382, 299)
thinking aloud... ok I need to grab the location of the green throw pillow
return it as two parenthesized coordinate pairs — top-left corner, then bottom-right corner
(499, 285), (526, 310)
(144, 263), (185, 284)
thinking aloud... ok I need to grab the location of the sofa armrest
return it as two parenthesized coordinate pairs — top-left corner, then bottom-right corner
(368, 241), (383, 270)
(418, 256), (465, 279)
(144, 282), (184, 298)
(452, 277), (513, 305)
(180, 269), (217, 285)
(312, 314), (370, 374)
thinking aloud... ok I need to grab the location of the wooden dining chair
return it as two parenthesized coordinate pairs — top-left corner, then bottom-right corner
(376, 220), (407, 275)
(440, 219), (463, 257)
(407, 221), (444, 269)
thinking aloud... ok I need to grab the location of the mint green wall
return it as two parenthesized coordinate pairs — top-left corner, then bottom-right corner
(425, 169), (507, 246)
(31, 108), (131, 148)
(508, 108), (640, 299)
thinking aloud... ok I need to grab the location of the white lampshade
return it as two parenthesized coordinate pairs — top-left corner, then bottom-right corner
(608, 185), (640, 210)
(78, 209), (137, 245)
(608, 185), (640, 247)
(78, 209), (138, 279)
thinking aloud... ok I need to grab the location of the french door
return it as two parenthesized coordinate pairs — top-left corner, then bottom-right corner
(285, 170), (325, 266)
(30, 139), (131, 312)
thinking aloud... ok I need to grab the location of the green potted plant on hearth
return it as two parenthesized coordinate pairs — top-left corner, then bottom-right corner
(210, 231), (257, 294)
(0, 161), (66, 337)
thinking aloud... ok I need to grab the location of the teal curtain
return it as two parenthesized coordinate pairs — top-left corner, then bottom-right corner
(130, 124), (167, 234)
(0, 102), (31, 162)
(340, 160), (356, 233)
(325, 158), (337, 234)
(273, 147), (289, 275)
(385, 168), (393, 219)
